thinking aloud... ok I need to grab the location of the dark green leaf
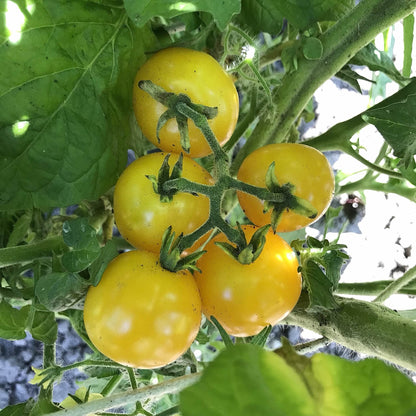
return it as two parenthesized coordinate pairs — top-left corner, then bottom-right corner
(62, 218), (100, 251)
(0, 401), (33, 416)
(0, 0), (151, 210)
(35, 272), (88, 312)
(62, 249), (100, 272)
(29, 310), (57, 345)
(238, 0), (284, 35)
(362, 94), (416, 167)
(303, 259), (338, 309)
(124, 0), (240, 31)
(88, 239), (119, 286)
(274, 0), (354, 31)
(0, 301), (29, 340)
(351, 43), (405, 84)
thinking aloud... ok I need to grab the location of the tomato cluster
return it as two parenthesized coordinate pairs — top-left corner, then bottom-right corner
(83, 47), (335, 369)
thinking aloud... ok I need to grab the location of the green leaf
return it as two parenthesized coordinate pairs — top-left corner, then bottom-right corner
(180, 343), (317, 416)
(303, 259), (338, 309)
(180, 343), (416, 416)
(62, 218), (100, 251)
(29, 310), (57, 345)
(0, 0), (152, 210)
(6, 211), (32, 247)
(362, 94), (416, 167)
(62, 249), (100, 272)
(351, 43), (406, 84)
(0, 300), (29, 340)
(0, 401), (33, 416)
(88, 239), (119, 286)
(238, 0), (284, 35)
(312, 354), (416, 415)
(302, 37), (323, 60)
(123, 0), (240, 31)
(274, 0), (354, 31)
(35, 272), (88, 312)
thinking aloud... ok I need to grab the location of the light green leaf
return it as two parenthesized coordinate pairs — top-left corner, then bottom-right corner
(0, 0), (151, 210)
(403, 13), (414, 78)
(180, 343), (416, 416)
(124, 0), (240, 31)
(302, 37), (323, 60)
(180, 344), (316, 416)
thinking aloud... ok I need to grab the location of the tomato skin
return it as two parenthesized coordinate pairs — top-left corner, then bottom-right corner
(113, 152), (213, 253)
(237, 143), (334, 232)
(133, 47), (239, 158)
(83, 250), (202, 369)
(195, 225), (301, 337)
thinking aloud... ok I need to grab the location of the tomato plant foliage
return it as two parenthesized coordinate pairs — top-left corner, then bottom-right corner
(1, 0), (416, 415)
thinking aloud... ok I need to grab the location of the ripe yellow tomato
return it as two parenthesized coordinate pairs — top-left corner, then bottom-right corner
(113, 152), (213, 253)
(133, 47), (239, 158)
(195, 225), (301, 337)
(84, 250), (202, 369)
(237, 143), (334, 232)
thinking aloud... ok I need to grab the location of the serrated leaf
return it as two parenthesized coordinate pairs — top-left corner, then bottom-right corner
(29, 310), (57, 345)
(0, 0), (151, 210)
(351, 43), (406, 84)
(303, 259), (338, 309)
(238, 0), (284, 35)
(35, 272), (88, 312)
(0, 300), (29, 340)
(124, 0), (240, 31)
(362, 94), (416, 167)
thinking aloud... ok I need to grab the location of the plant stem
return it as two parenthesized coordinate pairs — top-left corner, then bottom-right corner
(337, 280), (416, 296)
(373, 264), (416, 303)
(270, 0), (416, 142)
(338, 177), (416, 202)
(44, 373), (201, 416)
(286, 292), (416, 371)
(233, 0), (416, 172)
(0, 236), (68, 268)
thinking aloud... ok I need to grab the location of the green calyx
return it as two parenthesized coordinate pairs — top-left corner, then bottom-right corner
(146, 153), (184, 203)
(264, 162), (318, 231)
(215, 224), (271, 265)
(138, 80), (218, 153)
